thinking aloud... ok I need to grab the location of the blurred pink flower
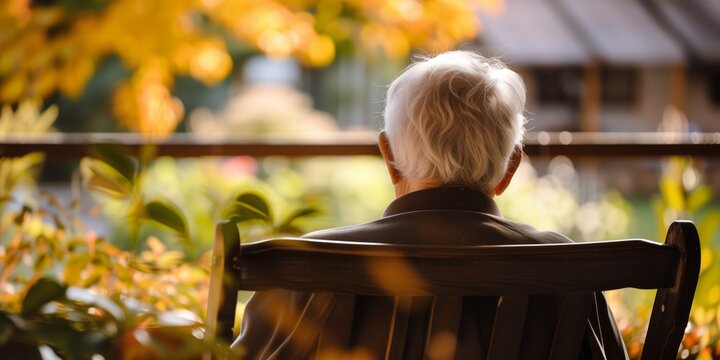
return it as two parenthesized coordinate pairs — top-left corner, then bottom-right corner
(220, 156), (257, 178)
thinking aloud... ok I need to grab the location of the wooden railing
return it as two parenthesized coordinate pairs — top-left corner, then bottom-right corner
(1, 131), (719, 161)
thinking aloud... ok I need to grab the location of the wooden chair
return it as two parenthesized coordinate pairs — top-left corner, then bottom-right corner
(206, 220), (700, 360)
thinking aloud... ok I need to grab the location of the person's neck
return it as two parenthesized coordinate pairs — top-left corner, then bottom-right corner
(394, 178), (443, 197)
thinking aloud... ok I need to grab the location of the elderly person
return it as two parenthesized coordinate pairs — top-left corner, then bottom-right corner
(234, 51), (627, 359)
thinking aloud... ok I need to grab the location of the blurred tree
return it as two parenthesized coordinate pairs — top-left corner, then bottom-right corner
(0, 0), (491, 135)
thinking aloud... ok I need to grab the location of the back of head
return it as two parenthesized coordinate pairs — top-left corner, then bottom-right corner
(383, 51), (526, 194)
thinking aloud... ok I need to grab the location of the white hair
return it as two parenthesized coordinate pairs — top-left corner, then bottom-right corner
(383, 51), (526, 193)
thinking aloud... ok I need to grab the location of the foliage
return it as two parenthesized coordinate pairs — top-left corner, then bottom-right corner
(85, 152), (324, 258)
(0, 152), (45, 209)
(0, 152), (219, 358)
(221, 190), (322, 240)
(0, 100), (56, 210)
(0, 99), (58, 136)
(79, 144), (195, 255)
(0, 277), (217, 359)
(497, 157), (631, 241)
(0, 0), (492, 135)
(607, 157), (720, 360)
(287, 156), (395, 227)
(1, 145), (328, 356)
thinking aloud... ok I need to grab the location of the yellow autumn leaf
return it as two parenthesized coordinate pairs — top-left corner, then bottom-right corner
(2, 0), (488, 142)
(0, 42), (21, 76)
(57, 57), (95, 98)
(80, 157), (133, 199)
(30, 68), (58, 99)
(64, 253), (90, 285)
(0, 72), (27, 103)
(693, 306), (708, 326)
(156, 251), (184, 269)
(299, 34), (335, 67)
(697, 351), (713, 360)
(112, 64), (184, 136)
(701, 248), (714, 274)
(382, 27), (411, 59)
(659, 177), (685, 212)
(189, 40), (233, 85)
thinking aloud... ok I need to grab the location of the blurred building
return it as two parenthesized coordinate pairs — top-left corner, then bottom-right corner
(474, 0), (720, 132)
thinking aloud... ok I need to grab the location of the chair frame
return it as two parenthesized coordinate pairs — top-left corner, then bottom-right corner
(206, 220), (700, 360)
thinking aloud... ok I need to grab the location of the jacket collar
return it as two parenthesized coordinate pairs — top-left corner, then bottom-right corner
(382, 187), (501, 217)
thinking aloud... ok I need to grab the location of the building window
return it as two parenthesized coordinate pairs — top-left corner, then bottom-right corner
(534, 68), (581, 106)
(601, 67), (638, 107)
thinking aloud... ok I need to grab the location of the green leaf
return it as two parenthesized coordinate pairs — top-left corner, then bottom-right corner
(1, 152), (44, 197)
(89, 144), (137, 184)
(22, 278), (67, 316)
(0, 311), (20, 344)
(287, 206), (319, 222)
(25, 319), (78, 356)
(12, 152), (45, 178)
(276, 206), (320, 234)
(144, 199), (189, 239)
(223, 192), (272, 224)
(79, 158), (132, 199)
(0, 311), (27, 332)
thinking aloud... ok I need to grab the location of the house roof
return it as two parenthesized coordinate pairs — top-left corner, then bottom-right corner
(552, 0), (685, 65)
(646, 0), (720, 62)
(476, 0), (699, 66)
(476, 0), (591, 66)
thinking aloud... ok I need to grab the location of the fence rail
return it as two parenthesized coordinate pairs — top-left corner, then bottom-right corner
(1, 132), (719, 161)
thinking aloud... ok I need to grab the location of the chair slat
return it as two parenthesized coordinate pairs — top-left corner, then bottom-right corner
(487, 295), (529, 360)
(316, 295), (355, 356)
(423, 297), (462, 360)
(404, 297), (434, 359)
(283, 293), (337, 360)
(549, 292), (593, 360)
(386, 297), (412, 359)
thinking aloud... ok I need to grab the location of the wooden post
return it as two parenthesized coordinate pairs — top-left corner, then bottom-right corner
(580, 64), (601, 132)
(668, 63), (687, 113)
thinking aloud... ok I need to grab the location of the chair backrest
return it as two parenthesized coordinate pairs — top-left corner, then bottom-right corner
(206, 220), (700, 360)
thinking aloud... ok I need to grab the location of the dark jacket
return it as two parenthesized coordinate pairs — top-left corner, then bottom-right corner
(233, 187), (628, 359)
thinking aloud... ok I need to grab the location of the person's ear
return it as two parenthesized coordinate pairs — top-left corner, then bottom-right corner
(492, 147), (523, 197)
(378, 130), (401, 185)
